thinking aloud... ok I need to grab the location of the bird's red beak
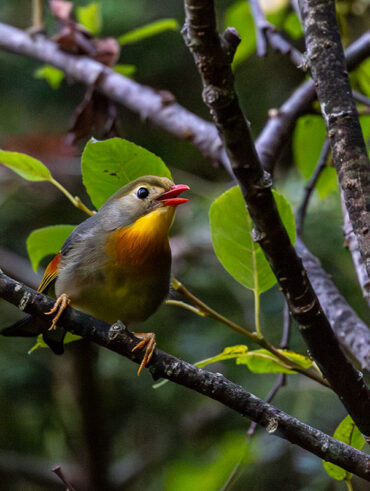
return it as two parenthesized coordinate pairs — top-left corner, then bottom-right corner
(156, 184), (190, 207)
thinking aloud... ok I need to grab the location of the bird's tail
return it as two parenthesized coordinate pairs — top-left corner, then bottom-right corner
(1, 315), (66, 355)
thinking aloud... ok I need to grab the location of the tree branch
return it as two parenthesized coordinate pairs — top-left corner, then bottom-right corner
(0, 271), (369, 480)
(342, 203), (370, 309)
(0, 23), (231, 174)
(296, 238), (370, 371)
(249, 0), (304, 66)
(0, 23), (368, 177)
(256, 32), (370, 173)
(0, 19), (369, 425)
(299, 0), (370, 279)
(182, 0), (370, 435)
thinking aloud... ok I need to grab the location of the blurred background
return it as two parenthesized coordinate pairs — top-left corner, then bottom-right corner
(0, 0), (369, 490)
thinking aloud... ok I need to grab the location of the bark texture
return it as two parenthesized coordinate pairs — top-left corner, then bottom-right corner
(299, 0), (370, 279)
(182, 0), (370, 435)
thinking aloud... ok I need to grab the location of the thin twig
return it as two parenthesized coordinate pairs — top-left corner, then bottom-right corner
(296, 139), (331, 236)
(249, 0), (303, 66)
(51, 466), (77, 491)
(172, 279), (329, 387)
(49, 177), (95, 216)
(281, 302), (292, 350)
(352, 90), (370, 108)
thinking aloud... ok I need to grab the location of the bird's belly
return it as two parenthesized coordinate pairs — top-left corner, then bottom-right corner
(56, 264), (171, 325)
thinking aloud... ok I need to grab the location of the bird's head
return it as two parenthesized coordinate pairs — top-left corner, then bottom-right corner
(101, 176), (190, 228)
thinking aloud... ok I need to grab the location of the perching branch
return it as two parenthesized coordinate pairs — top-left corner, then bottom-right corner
(0, 271), (369, 481)
(299, 0), (370, 280)
(182, 0), (370, 435)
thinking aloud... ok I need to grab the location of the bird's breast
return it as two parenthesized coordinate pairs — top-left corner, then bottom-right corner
(104, 207), (174, 272)
(56, 207), (174, 324)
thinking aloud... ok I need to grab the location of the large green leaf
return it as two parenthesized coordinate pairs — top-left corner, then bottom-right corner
(118, 18), (179, 45)
(0, 150), (52, 182)
(224, 1), (256, 68)
(236, 349), (312, 374)
(195, 346), (311, 374)
(323, 415), (366, 481)
(27, 225), (75, 272)
(34, 65), (65, 90)
(76, 2), (102, 35)
(209, 187), (296, 293)
(81, 137), (172, 209)
(293, 115), (326, 179)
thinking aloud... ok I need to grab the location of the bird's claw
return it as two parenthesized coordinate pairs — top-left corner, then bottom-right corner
(45, 293), (71, 330)
(132, 332), (156, 376)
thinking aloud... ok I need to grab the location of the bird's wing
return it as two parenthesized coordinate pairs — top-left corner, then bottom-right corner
(38, 252), (61, 293)
(38, 214), (102, 293)
(61, 214), (97, 256)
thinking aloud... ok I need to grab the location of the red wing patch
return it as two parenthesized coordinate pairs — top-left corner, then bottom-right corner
(38, 252), (61, 293)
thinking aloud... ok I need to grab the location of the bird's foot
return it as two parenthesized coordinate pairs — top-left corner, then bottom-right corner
(132, 332), (156, 376)
(45, 293), (71, 330)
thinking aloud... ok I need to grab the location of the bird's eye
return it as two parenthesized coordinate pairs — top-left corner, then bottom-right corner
(136, 187), (149, 200)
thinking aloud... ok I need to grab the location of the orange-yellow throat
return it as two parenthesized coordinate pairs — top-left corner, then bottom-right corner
(105, 206), (175, 269)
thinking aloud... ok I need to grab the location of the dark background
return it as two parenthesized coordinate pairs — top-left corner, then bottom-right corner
(0, 1), (369, 489)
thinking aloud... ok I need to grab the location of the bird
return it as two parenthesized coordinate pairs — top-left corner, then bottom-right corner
(2, 176), (189, 374)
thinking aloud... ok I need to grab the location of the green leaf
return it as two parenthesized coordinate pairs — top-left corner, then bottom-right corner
(293, 115), (326, 179)
(0, 150), (52, 182)
(34, 65), (65, 90)
(323, 415), (366, 481)
(224, 1), (256, 68)
(76, 2), (102, 35)
(316, 166), (338, 199)
(195, 345), (249, 368)
(29, 332), (82, 354)
(360, 115), (370, 151)
(283, 12), (303, 39)
(27, 225), (75, 272)
(194, 346), (311, 373)
(118, 18), (179, 45)
(236, 349), (312, 374)
(113, 64), (137, 77)
(209, 187), (296, 293)
(81, 137), (172, 209)
(356, 58), (370, 97)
